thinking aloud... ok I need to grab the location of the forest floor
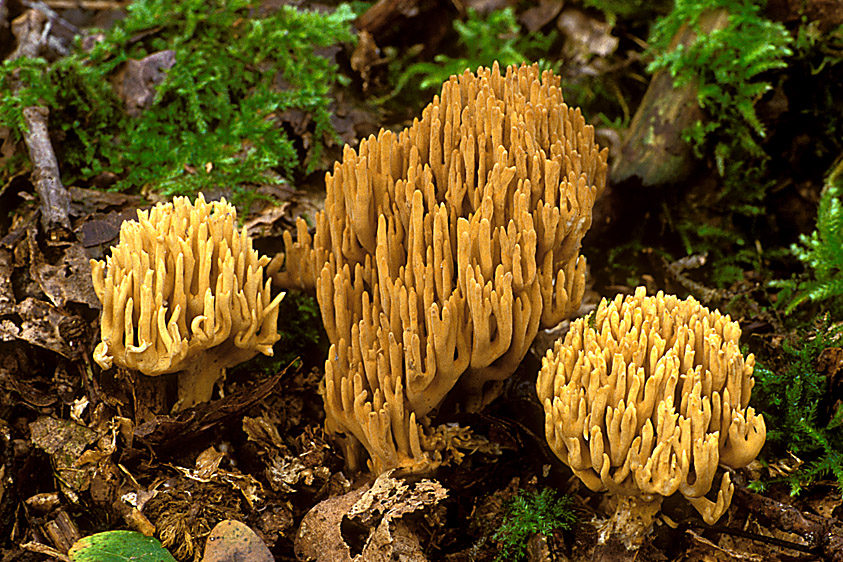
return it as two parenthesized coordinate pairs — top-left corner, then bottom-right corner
(1, 0), (842, 561)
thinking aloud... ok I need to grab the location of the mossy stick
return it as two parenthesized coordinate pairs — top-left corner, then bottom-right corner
(9, 9), (72, 238)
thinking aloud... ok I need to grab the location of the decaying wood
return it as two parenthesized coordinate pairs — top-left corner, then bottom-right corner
(42, 509), (81, 553)
(40, 0), (124, 9)
(355, 0), (424, 35)
(610, 8), (731, 186)
(9, 9), (73, 240)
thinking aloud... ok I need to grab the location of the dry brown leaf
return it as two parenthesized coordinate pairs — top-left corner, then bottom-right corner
(202, 520), (273, 562)
(115, 51), (177, 117)
(557, 8), (618, 61)
(29, 416), (99, 503)
(295, 470), (447, 562)
(520, 0), (564, 32)
(14, 297), (86, 360)
(28, 232), (100, 310)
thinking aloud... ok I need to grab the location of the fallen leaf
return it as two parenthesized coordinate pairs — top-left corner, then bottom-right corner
(69, 530), (177, 562)
(194, 447), (226, 481)
(295, 470), (447, 562)
(27, 228), (100, 310)
(116, 51), (177, 117)
(30, 416), (98, 503)
(350, 30), (381, 91)
(202, 520), (273, 562)
(79, 208), (141, 249)
(14, 297), (88, 360)
(520, 0), (564, 32)
(557, 8), (618, 61)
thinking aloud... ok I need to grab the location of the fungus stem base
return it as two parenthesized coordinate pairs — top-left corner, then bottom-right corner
(593, 494), (663, 562)
(174, 362), (225, 411)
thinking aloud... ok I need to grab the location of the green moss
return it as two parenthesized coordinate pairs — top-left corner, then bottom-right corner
(753, 315), (843, 495)
(641, 1), (796, 286)
(773, 158), (843, 315)
(386, 7), (558, 103)
(0, 0), (356, 210)
(648, 0), (793, 178)
(492, 488), (575, 562)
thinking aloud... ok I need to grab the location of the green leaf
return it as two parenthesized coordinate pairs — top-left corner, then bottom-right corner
(69, 530), (177, 562)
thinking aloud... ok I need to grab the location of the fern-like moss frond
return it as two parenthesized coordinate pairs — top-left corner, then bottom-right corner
(782, 158), (843, 314)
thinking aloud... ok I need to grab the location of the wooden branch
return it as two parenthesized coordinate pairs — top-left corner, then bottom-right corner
(9, 9), (72, 239)
(21, 104), (71, 236)
(41, 0), (124, 10)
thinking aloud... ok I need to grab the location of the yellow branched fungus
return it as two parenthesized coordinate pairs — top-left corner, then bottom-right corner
(91, 194), (285, 410)
(536, 287), (765, 550)
(274, 62), (608, 473)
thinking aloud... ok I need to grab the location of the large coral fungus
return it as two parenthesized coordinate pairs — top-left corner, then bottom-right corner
(537, 287), (765, 557)
(90, 193), (285, 410)
(273, 62), (608, 473)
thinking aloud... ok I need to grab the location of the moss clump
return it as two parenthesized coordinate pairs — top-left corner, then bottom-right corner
(647, 0), (792, 182)
(641, 0), (794, 286)
(0, 0), (356, 209)
(492, 488), (576, 562)
(774, 158), (843, 315)
(753, 315), (843, 495)
(386, 7), (558, 103)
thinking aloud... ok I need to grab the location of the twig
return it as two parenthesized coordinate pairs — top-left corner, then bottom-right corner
(681, 519), (820, 555)
(660, 252), (782, 332)
(660, 253), (723, 305)
(728, 482), (843, 562)
(20, 541), (71, 562)
(41, 0), (124, 10)
(356, 0), (424, 35)
(731, 483), (829, 548)
(8, 9), (73, 239)
(22, 0), (80, 36)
